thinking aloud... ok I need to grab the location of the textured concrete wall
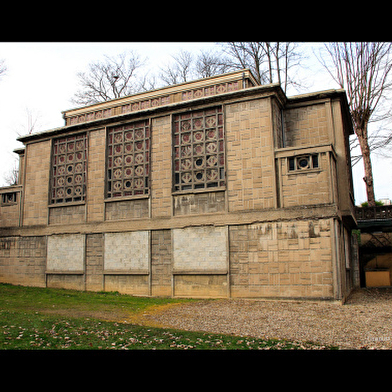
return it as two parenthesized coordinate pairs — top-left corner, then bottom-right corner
(47, 274), (84, 290)
(284, 103), (329, 148)
(225, 98), (275, 211)
(151, 116), (172, 218)
(49, 204), (86, 225)
(173, 191), (225, 216)
(0, 236), (46, 287)
(23, 141), (51, 226)
(151, 229), (172, 296)
(174, 274), (228, 298)
(279, 152), (331, 208)
(104, 231), (150, 272)
(85, 233), (104, 291)
(105, 198), (149, 221)
(105, 275), (149, 296)
(0, 189), (21, 227)
(229, 219), (334, 298)
(87, 128), (106, 222)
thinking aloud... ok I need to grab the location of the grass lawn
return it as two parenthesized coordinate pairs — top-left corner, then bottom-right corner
(0, 283), (333, 350)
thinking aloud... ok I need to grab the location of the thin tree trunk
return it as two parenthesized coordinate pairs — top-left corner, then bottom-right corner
(357, 125), (376, 206)
(265, 43), (273, 83)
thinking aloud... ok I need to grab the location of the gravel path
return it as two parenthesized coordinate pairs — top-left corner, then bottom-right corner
(147, 288), (392, 349)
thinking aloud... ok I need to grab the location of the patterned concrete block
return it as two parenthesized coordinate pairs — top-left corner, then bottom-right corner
(47, 234), (85, 271)
(104, 231), (150, 271)
(173, 226), (228, 272)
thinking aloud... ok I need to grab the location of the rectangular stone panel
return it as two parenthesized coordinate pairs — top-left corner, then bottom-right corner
(173, 226), (228, 272)
(104, 231), (150, 272)
(47, 234), (85, 271)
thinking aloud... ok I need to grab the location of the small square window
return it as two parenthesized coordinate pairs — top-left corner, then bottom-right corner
(288, 154), (320, 172)
(1, 192), (17, 205)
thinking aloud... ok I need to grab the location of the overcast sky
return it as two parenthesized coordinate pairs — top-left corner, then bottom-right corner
(0, 41), (390, 205)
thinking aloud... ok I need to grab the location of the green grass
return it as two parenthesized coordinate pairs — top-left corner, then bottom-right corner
(0, 283), (193, 315)
(0, 284), (334, 350)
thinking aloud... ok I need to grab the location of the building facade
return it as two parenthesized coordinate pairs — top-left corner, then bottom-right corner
(0, 69), (358, 301)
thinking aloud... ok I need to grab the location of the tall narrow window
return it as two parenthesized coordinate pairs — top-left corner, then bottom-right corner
(50, 133), (87, 204)
(106, 119), (150, 198)
(173, 106), (225, 192)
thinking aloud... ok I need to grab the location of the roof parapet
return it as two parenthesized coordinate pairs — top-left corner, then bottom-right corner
(61, 69), (259, 126)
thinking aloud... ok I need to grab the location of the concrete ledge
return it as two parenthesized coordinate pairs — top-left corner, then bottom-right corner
(0, 204), (340, 237)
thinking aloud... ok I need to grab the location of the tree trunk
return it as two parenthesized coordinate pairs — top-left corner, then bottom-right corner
(357, 126), (376, 206)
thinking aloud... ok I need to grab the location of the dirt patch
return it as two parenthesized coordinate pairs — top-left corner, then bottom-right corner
(123, 303), (187, 327)
(35, 302), (186, 327)
(35, 307), (131, 322)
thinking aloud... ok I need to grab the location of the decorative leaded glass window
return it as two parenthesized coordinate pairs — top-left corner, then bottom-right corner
(50, 133), (88, 204)
(173, 106), (225, 192)
(106, 120), (150, 198)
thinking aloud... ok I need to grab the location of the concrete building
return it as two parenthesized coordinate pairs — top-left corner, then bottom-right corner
(0, 69), (358, 301)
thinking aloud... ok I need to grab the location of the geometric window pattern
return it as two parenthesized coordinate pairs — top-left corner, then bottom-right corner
(106, 120), (150, 198)
(50, 133), (88, 204)
(173, 106), (225, 192)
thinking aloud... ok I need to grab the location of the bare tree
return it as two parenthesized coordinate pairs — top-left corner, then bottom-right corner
(72, 51), (147, 105)
(195, 49), (231, 78)
(350, 122), (392, 166)
(4, 107), (44, 186)
(221, 42), (267, 84)
(13, 107), (44, 138)
(24, 108), (41, 135)
(159, 50), (195, 85)
(220, 42), (305, 93)
(0, 58), (6, 80)
(159, 48), (231, 86)
(3, 161), (18, 186)
(319, 42), (392, 207)
(137, 72), (159, 92)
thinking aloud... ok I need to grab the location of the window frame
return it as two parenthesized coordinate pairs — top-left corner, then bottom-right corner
(49, 133), (88, 205)
(172, 106), (226, 193)
(105, 119), (151, 200)
(288, 154), (320, 173)
(1, 192), (17, 206)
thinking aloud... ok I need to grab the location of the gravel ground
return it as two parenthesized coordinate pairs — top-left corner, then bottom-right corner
(147, 288), (392, 349)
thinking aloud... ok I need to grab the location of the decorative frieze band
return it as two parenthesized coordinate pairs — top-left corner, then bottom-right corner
(65, 80), (243, 126)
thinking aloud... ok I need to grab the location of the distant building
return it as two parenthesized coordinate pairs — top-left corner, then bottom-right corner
(0, 69), (358, 301)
